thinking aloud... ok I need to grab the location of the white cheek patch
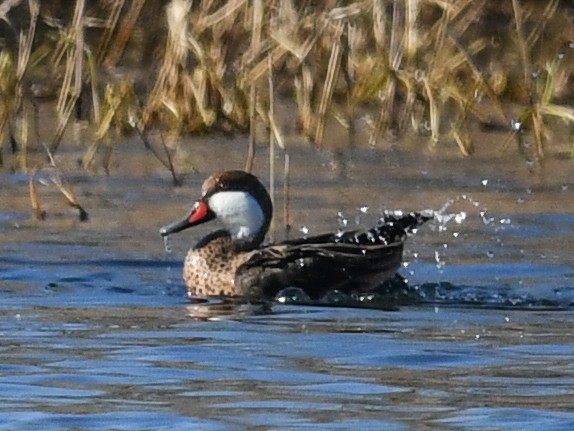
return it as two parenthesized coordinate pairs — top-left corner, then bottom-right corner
(208, 191), (265, 240)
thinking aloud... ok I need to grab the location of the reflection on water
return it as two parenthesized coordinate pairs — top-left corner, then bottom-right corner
(1, 134), (574, 429)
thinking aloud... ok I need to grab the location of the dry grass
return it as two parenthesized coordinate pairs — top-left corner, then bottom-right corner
(30, 145), (88, 221)
(1, 0), (574, 180)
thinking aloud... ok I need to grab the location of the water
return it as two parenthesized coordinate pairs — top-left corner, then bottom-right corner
(1, 133), (574, 429)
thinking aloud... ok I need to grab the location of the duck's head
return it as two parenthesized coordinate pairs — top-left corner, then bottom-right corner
(160, 170), (273, 248)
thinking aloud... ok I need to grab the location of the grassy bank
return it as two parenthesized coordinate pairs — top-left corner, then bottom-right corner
(1, 0), (574, 174)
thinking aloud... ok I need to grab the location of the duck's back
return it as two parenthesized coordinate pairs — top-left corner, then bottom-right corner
(236, 212), (431, 299)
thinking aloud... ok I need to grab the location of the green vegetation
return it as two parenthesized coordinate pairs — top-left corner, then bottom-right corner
(1, 0), (574, 176)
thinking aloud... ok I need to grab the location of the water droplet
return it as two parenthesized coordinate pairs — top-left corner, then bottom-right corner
(276, 287), (311, 304)
(321, 289), (349, 304)
(359, 293), (375, 302)
(511, 119), (522, 131)
(454, 212), (466, 224)
(337, 212), (348, 228)
(163, 235), (172, 254)
(434, 251), (445, 269)
(128, 112), (137, 127)
(480, 211), (494, 225)
(474, 89), (483, 102)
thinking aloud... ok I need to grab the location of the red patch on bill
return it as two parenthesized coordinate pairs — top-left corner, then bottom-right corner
(189, 201), (209, 223)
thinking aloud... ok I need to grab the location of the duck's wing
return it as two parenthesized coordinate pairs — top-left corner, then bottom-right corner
(280, 211), (431, 248)
(235, 211), (431, 299)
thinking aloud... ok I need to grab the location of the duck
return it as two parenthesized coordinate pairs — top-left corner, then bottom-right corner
(160, 170), (431, 301)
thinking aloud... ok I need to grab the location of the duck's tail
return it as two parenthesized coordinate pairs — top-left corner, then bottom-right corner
(357, 210), (432, 245)
(380, 210), (433, 233)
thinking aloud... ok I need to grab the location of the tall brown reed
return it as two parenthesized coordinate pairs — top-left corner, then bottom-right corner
(0, 0), (39, 170)
(2, 0), (574, 176)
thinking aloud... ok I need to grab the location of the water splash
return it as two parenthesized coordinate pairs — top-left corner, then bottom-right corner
(406, 194), (505, 282)
(430, 195), (478, 233)
(434, 250), (445, 271)
(480, 211), (495, 225)
(337, 211), (348, 228)
(408, 281), (571, 310)
(163, 235), (172, 254)
(434, 194), (514, 234)
(275, 287), (312, 304)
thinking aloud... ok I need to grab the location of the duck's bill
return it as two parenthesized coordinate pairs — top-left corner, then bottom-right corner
(160, 215), (193, 236)
(159, 200), (215, 236)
